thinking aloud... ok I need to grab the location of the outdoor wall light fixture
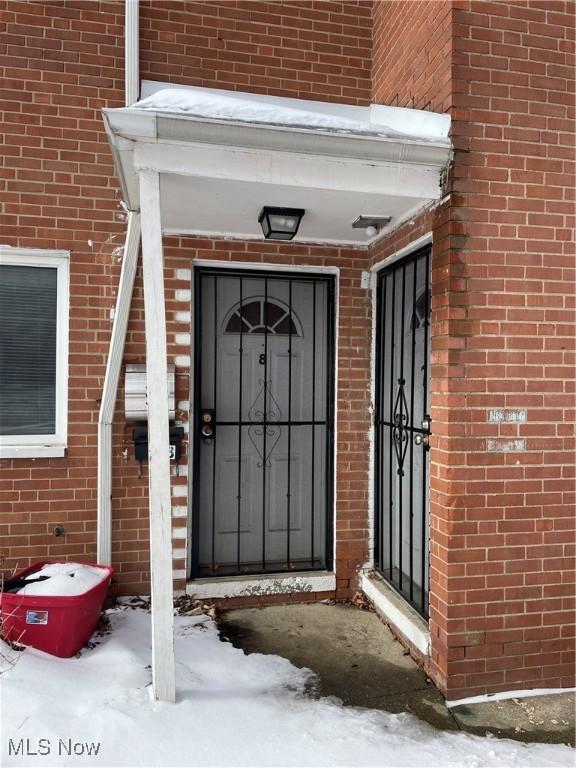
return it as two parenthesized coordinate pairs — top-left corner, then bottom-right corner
(352, 215), (392, 238)
(258, 207), (305, 241)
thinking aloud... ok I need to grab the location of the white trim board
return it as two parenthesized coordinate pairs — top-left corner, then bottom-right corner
(0, 247), (69, 459)
(133, 141), (444, 200)
(190, 260), (340, 276)
(0, 445), (66, 459)
(446, 687), (576, 709)
(162, 227), (370, 248)
(361, 572), (430, 656)
(187, 571), (336, 600)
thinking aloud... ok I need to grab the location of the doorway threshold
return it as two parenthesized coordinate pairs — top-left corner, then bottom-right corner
(187, 570), (335, 600)
(361, 571), (430, 656)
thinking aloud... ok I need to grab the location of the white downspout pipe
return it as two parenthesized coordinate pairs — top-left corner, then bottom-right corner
(125, 0), (139, 107)
(97, 213), (141, 564)
(96, 0), (140, 564)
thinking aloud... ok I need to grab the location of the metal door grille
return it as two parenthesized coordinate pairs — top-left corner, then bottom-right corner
(191, 268), (335, 578)
(374, 247), (431, 617)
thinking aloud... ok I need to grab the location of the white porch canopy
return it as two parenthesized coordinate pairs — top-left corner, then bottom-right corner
(104, 81), (451, 245)
(100, 81), (452, 702)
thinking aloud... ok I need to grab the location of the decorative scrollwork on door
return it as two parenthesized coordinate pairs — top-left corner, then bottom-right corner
(392, 377), (409, 476)
(247, 378), (282, 468)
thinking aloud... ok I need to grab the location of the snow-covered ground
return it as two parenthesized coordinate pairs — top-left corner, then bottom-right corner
(1, 607), (572, 768)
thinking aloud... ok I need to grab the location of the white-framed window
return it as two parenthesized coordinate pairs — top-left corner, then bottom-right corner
(0, 247), (69, 459)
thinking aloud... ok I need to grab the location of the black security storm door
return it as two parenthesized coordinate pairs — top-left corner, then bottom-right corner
(374, 246), (431, 617)
(192, 269), (334, 578)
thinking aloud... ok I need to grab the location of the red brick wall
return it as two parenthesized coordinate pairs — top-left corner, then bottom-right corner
(0, 1), (374, 596)
(439, 0), (575, 699)
(371, 0), (575, 698)
(0, 0), (126, 571)
(372, 0), (453, 112)
(140, 0), (373, 104)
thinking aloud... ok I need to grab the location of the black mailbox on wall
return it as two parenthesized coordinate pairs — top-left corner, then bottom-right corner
(132, 426), (185, 463)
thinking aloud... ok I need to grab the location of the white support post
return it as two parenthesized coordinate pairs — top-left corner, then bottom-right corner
(139, 169), (176, 703)
(97, 212), (141, 565)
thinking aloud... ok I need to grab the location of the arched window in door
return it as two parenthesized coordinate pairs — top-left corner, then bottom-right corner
(410, 289), (429, 331)
(224, 296), (302, 336)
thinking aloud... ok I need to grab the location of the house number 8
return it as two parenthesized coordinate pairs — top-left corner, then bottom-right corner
(259, 353), (266, 365)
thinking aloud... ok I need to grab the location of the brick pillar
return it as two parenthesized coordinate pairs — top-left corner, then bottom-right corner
(437, 0), (575, 697)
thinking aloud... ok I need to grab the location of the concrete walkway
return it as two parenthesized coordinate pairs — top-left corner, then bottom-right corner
(218, 603), (575, 746)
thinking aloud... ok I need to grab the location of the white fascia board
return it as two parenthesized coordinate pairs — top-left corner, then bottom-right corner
(155, 114), (451, 163)
(120, 151), (140, 212)
(106, 108), (157, 139)
(133, 141), (443, 201)
(103, 109), (451, 167)
(102, 111), (138, 210)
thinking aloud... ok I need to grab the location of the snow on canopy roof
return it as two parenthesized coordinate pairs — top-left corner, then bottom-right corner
(133, 88), (441, 142)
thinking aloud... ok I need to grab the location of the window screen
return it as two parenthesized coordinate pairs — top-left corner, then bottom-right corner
(0, 265), (58, 435)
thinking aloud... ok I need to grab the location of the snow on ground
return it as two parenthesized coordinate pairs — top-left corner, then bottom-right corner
(134, 88), (411, 139)
(1, 607), (572, 768)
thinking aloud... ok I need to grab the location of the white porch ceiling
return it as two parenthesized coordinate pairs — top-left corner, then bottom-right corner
(103, 82), (452, 247)
(160, 174), (430, 245)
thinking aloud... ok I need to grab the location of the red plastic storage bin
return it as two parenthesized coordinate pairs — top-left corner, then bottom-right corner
(1, 561), (113, 658)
